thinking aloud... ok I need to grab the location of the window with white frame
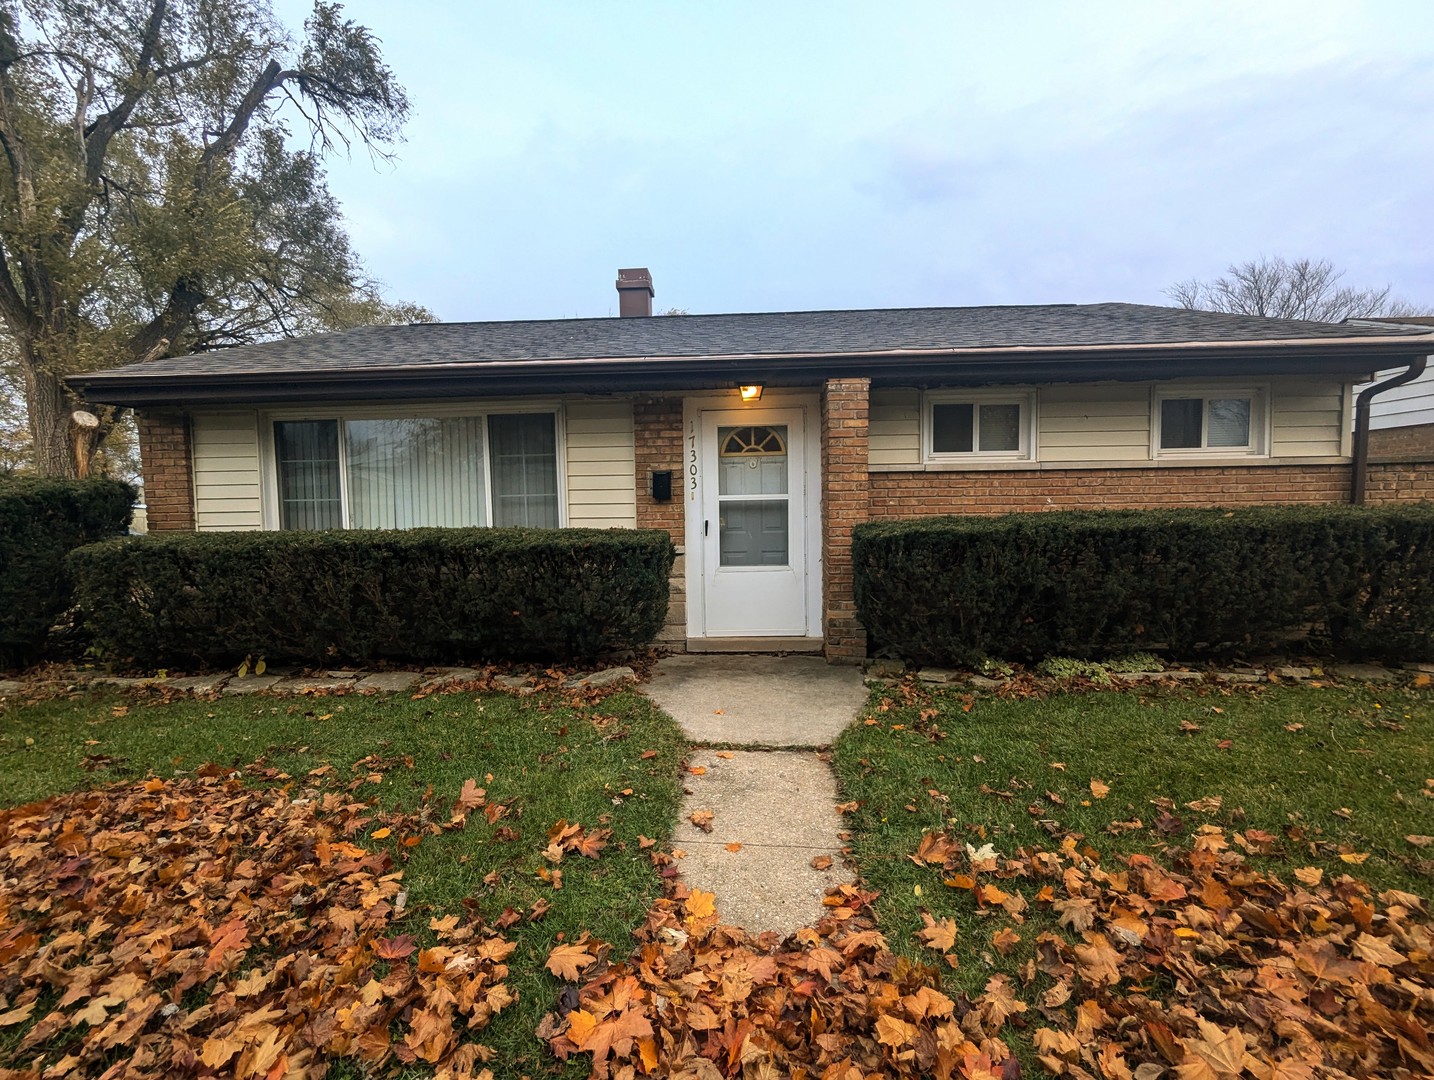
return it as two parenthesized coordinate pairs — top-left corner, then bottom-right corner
(1153, 389), (1265, 455)
(924, 391), (1034, 461)
(272, 412), (560, 530)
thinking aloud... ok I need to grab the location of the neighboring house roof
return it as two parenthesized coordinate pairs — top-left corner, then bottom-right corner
(73, 302), (1434, 407)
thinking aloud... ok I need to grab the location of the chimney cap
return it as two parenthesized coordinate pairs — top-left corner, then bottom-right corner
(615, 267), (654, 295)
(615, 267), (654, 318)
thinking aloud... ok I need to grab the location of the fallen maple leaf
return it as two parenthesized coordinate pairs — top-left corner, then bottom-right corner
(917, 912), (958, 952)
(910, 830), (955, 866)
(684, 889), (716, 920)
(875, 1011), (919, 1048)
(546, 938), (599, 981)
(1090, 778), (1111, 799)
(575, 827), (610, 859)
(811, 854), (834, 870)
(1181, 1018), (1262, 1079)
(689, 809), (715, 832)
(374, 934), (417, 960)
(455, 777), (485, 811)
(725, 842), (743, 853)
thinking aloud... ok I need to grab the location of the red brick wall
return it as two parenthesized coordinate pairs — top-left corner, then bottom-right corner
(1367, 461), (1434, 502)
(634, 398), (684, 534)
(821, 378), (871, 663)
(1369, 423), (1434, 463)
(868, 462), (1434, 517)
(633, 398), (686, 645)
(136, 411), (194, 531)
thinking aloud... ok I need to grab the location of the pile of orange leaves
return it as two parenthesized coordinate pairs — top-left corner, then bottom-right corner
(903, 826), (1434, 1079)
(543, 830), (1434, 1080)
(541, 881), (1020, 1080)
(0, 769), (514, 1079)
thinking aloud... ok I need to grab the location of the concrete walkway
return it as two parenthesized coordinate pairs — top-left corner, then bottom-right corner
(642, 654), (868, 936)
(674, 749), (849, 936)
(644, 653), (866, 746)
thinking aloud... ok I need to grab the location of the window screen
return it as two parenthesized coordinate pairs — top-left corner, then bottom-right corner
(978, 403), (1021, 452)
(931, 403), (975, 453)
(1159, 399), (1203, 449)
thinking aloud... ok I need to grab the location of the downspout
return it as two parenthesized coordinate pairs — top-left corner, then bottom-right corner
(1351, 356), (1427, 504)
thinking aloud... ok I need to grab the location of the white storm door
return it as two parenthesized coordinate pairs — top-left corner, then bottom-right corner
(699, 408), (808, 636)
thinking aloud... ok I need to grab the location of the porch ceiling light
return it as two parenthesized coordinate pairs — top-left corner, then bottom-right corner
(739, 384), (763, 402)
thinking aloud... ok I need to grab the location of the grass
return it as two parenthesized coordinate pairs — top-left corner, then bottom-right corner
(0, 686), (687, 1079)
(831, 679), (1434, 1013)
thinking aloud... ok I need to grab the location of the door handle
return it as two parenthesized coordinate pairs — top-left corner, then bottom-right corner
(704, 519), (709, 536)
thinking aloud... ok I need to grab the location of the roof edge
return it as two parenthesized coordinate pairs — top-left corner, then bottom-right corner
(70, 331), (1434, 388)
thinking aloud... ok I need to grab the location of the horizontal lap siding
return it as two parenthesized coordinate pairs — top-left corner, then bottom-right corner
(1365, 369), (1434, 429)
(191, 412), (263, 530)
(1038, 384), (1149, 461)
(869, 378), (1350, 467)
(869, 388), (920, 467)
(1271, 381), (1344, 457)
(565, 401), (637, 528)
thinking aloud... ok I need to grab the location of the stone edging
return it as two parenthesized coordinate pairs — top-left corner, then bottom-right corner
(0, 665), (638, 701)
(865, 659), (1432, 690)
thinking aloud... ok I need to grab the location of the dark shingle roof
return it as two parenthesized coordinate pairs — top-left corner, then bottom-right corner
(80, 302), (1430, 380)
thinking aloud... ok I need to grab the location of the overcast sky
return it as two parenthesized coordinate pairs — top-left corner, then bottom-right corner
(272, 1), (1434, 322)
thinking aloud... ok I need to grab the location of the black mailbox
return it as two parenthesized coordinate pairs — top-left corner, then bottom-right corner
(651, 470), (673, 502)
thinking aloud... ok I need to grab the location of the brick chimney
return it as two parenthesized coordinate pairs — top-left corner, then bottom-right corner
(616, 267), (654, 318)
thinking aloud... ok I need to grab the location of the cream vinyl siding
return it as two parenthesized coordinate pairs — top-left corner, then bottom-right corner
(1038, 383), (1150, 462)
(191, 411), (264, 530)
(868, 378), (1351, 467)
(869, 388), (922, 466)
(563, 401), (637, 528)
(1269, 380), (1346, 457)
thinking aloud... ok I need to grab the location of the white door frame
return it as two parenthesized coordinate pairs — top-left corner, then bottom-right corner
(682, 392), (823, 640)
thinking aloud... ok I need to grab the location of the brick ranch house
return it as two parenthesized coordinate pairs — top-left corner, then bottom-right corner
(71, 269), (1434, 664)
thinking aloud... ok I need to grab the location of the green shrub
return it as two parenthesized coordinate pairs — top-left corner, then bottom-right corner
(0, 477), (135, 669)
(852, 505), (1434, 666)
(67, 527), (675, 668)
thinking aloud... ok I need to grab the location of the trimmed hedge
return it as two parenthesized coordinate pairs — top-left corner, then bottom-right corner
(852, 505), (1434, 665)
(67, 527), (675, 668)
(0, 477), (135, 669)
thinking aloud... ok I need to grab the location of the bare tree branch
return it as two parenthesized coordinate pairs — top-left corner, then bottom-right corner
(1165, 256), (1425, 322)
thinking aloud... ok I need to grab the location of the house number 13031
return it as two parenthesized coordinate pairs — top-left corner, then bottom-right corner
(688, 425), (698, 499)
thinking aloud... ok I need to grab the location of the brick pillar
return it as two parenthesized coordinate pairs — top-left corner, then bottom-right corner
(634, 397), (687, 647)
(821, 378), (870, 663)
(136, 411), (195, 531)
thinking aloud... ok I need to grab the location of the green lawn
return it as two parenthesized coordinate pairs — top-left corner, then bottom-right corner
(0, 686), (687, 1079)
(832, 680), (1434, 1008)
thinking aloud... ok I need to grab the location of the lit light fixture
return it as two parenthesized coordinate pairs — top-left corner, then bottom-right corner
(739, 384), (763, 402)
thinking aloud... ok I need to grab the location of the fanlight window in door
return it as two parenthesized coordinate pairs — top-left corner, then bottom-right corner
(717, 424), (789, 567)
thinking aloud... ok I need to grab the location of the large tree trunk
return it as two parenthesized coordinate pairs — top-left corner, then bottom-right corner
(23, 363), (79, 477)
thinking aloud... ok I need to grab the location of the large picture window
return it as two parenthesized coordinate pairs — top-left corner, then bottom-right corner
(273, 412), (559, 530)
